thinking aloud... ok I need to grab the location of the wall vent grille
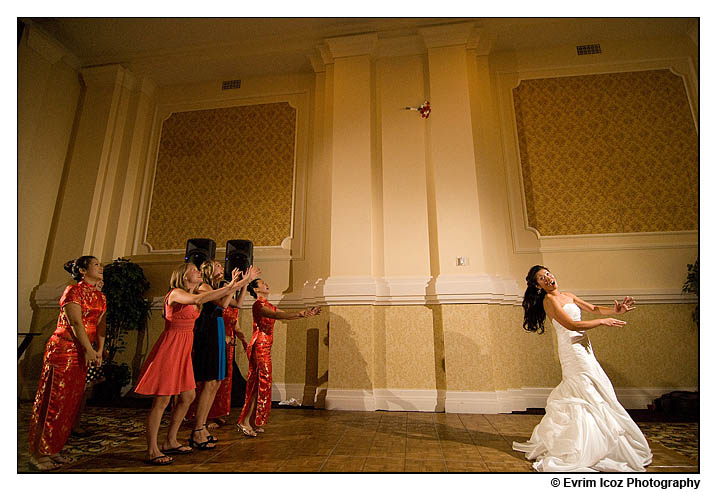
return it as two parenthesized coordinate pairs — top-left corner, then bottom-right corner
(221, 79), (242, 90)
(576, 44), (602, 55)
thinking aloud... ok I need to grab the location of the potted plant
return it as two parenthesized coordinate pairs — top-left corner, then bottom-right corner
(682, 259), (698, 328)
(93, 258), (152, 402)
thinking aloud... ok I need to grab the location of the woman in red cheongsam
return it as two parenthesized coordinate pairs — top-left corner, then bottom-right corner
(237, 278), (320, 437)
(207, 283), (249, 425)
(28, 256), (106, 471)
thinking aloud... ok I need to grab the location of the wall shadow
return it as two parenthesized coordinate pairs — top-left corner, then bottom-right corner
(326, 311), (373, 402)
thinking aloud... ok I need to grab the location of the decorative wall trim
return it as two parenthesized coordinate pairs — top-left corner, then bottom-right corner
(426, 274), (521, 305)
(497, 57), (699, 255)
(134, 90), (310, 261)
(42, 282), (696, 312)
(318, 386), (697, 413)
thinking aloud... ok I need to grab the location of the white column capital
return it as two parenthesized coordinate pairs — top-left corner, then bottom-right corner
(325, 32), (378, 59)
(308, 50), (326, 73)
(26, 25), (68, 65)
(470, 28), (497, 56)
(80, 64), (134, 90)
(419, 22), (477, 49)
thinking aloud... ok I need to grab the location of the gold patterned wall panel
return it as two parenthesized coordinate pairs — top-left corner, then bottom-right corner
(146, 103), (296, 250)
(513, 69), (697, 235)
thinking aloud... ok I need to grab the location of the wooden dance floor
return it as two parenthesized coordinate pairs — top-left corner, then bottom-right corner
(18, 403), (698, 473)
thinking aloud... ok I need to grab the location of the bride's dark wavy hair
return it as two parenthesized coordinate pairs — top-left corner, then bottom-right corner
(522, 264), (549, 334)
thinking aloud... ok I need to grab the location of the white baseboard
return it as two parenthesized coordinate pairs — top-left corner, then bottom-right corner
(374, 389), (446, 412)
(319, 386), (697, 413)
(325, 389), (377, 411)
(271, 383), (306, 403)
(614, 387), (698, 410)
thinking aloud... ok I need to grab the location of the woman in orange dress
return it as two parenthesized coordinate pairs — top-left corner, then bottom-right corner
(237, 278), (320, 436)
(133, 263), (243, 465)
(28, 256), (106, 471)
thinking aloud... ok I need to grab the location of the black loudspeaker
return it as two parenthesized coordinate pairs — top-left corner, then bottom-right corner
(225, 239), (253, 280)
(185, 238), (216, 269)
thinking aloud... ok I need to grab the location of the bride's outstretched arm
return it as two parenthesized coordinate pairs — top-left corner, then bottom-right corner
(545, 295), (626, 331)
(569, 293), (636, 316)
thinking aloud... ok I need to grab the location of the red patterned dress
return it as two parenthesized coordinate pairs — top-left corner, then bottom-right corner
(28, 281), (106, 456)
(238, 297), (276, 427)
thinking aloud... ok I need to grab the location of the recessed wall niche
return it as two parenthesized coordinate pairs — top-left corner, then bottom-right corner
(513, 69), (697, 236)
(145, 102), (296, 250)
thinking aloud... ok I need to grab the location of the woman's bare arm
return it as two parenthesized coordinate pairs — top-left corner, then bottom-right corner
(258, 305), (321, 321)
(544, 295), (625, 331)
(64, 303), (98, 365)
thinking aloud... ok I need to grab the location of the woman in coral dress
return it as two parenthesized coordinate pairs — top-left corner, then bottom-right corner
(28, 256), (106, 471)
(134, 263), (243, 465)
(512, 265), (653, 472)
(237, 278), (320, 437)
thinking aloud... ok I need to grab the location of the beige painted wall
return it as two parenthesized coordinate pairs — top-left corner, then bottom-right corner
(18, 28), (82, 333)
(18, 24), (698, 410)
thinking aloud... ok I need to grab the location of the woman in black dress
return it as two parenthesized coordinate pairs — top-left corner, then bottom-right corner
(190, 260), (259, 449)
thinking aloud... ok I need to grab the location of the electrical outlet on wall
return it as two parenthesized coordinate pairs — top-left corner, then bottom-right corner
(456, 256), (468, 266)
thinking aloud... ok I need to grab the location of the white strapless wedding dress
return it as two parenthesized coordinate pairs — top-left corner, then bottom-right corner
(513, 303), (653, 472)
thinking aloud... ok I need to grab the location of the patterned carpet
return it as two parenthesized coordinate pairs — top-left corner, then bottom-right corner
(17, 403), (698, 472)
(18, 403), (157, 472)
(637, 422), (699, 462)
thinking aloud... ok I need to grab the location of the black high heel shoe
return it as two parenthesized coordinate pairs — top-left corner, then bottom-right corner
(188, 428), (216, 450)
(203, 423), (218, 443)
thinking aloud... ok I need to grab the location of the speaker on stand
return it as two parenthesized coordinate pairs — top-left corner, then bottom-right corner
(224, 239), (254, 280)
(185, 238), (216, 269)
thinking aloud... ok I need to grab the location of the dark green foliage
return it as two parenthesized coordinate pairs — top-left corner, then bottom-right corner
(102, 257), (152, 361)
(682, 259), (698, 328)
(97, 258), (151, 401)
(91, 362), (132, 403)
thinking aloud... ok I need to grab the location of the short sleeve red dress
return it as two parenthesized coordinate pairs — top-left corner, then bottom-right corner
(134, 290), (200, 396)
(237, 297), (276, 427)
(29, 281), (106, 456)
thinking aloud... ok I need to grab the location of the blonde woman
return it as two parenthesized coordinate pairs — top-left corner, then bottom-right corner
(134, 263), (242, 465)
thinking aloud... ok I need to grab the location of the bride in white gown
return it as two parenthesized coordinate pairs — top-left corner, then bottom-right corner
(512, 265), (653, 472)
